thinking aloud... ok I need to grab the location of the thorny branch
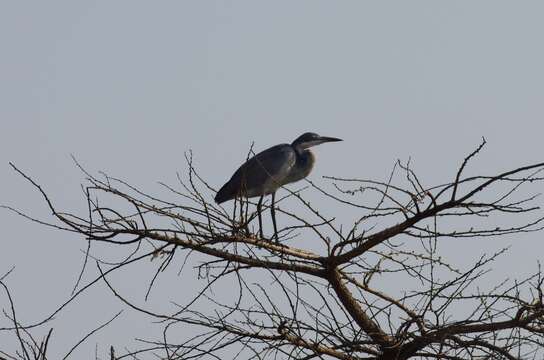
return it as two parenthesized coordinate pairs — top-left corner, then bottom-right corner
(1, 142), (544, 359)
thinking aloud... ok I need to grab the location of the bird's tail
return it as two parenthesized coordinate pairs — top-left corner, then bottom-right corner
(214, 181), (235, 204)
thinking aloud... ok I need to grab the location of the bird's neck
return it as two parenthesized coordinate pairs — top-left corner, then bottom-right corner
(294, 147), (315, 167)
(293, 145), (306, 157)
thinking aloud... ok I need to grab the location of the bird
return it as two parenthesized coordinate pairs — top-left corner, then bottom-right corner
(215, 132), (342, 241)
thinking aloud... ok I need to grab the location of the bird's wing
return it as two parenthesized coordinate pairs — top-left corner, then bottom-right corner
(215, 144), (296, 203)
(241, 144), (297, 185)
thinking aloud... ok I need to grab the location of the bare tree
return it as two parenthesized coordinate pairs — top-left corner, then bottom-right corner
(2, 140), (544, 359)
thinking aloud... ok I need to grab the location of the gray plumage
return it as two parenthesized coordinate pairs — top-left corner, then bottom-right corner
(215, 132), (341, 203)
(215, 132), (342, 241)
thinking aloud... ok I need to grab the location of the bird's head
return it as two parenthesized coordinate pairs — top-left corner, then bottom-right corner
(291, 132), (343, 150)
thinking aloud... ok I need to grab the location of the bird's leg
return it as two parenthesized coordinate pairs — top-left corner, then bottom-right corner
(233, 195), (248, 235)
(271, 192), (279, 243)
(238, 196), (245, 234)
(257, 195), (264, 239)
(241, 198), (251, 235)
(243, 197), (251, 234)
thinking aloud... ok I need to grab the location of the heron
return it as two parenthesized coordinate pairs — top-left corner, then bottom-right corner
(215, 132), (342, 241)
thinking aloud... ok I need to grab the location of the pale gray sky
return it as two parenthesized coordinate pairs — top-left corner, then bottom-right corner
(1, 1), (543, 358)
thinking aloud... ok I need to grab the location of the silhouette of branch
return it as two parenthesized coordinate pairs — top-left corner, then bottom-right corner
(2, 144), (544, 359)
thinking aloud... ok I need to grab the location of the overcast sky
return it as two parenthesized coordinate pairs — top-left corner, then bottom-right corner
(1, 1), (544, 358)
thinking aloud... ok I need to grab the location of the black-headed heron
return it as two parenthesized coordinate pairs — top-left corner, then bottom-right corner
(215, 132), (342, 241)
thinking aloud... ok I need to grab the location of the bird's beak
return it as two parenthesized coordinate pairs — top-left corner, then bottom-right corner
(318, 136), (343, 143)
(300, 136), (343, 149)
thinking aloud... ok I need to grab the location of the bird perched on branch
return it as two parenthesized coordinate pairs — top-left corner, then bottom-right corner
(215, 132), (342, 241)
